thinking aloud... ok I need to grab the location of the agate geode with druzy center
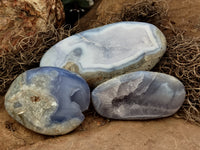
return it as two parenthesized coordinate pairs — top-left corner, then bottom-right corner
(92, 71), (186, 120)
(5, 67), (90, 135)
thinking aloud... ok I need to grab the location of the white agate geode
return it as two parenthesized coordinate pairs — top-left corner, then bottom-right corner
(40, 22), (167, 88)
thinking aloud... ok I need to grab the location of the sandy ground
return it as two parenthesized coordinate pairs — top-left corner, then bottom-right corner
(1, 0), (200, 149)
(1, 93), (200, 150)
(17, 118), (200, 150)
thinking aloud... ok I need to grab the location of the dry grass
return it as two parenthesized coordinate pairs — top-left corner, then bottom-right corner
(121, 0), (168, 27)
(0, 25), (71, 95)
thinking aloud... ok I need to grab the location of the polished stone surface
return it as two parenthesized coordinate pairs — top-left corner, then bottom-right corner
(92, 71), (186, 120)
(5, 67), (90, 135)
(40, 21), (167, 88)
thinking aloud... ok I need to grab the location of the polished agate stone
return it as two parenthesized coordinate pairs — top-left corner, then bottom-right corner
(92, 71), (186, 120)
(5, 67), (90, 135)
(40, 21), (166, 88)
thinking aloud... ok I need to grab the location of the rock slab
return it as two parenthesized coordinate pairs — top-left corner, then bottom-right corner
(40, 21), (167, 88)
(92, 71), (186, 120)
(5, 67), (90, 135)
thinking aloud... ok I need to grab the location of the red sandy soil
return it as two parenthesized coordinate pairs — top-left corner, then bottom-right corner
(1, 0), (200, 149)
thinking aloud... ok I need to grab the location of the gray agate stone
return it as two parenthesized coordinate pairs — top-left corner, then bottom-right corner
(5, 67), (90, 135)
(40, 21), (166, 88)
(92, 71), (186, 120)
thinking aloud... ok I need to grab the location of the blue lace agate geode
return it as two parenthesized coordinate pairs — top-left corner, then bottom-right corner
(92, 71), (186, 120)
(5, 67), (90, 135)
(40, 21), (167, 88)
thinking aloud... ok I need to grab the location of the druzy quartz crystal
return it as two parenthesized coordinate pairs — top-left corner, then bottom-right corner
(92, 71), (186, 120)
(5, 67), (90, 135)
(40, 21), (167, 88)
